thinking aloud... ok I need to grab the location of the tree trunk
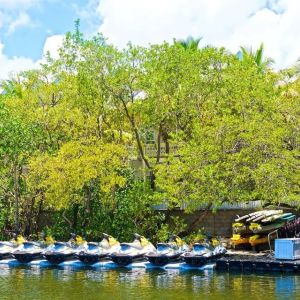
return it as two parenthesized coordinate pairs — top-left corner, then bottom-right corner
(72, 203), (79, 231)
(119, 97), (152, 169)
(156, 124), (162, 164)
(24, 196), (36, 236)
(36, 191), (44, 233)
(13, 164), (20, 233)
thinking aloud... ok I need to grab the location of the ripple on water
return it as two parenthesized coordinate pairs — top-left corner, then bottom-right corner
(0, 266), (299, 300)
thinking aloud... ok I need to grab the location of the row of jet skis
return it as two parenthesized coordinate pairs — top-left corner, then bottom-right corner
(0, 233), (227, 267)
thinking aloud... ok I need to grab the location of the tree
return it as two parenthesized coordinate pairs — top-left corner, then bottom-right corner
(237, 43), (274, 73)
(176, 36), (202, 51)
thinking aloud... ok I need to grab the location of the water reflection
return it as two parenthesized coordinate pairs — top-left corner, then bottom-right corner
(0, 266), (299, 299)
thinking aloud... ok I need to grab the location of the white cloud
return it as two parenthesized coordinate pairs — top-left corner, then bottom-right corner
(96, 0), (300, 68)
(0, 0), (38, 10)
(0, 0), (39, 33)
(7, 12), (30, 34)
(0, 34), (64, 81)
(0, 42), (35, 81)
(42, 34), (64, 59)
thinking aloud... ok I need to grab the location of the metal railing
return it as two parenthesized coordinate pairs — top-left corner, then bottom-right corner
(153, 200), (263, 211)
(127, 143), (181, 158)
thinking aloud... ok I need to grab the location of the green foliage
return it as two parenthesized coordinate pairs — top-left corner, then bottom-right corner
(185, 228), (206, 245)
(155, 216), (187, 242)
(0, 25), (299, 239)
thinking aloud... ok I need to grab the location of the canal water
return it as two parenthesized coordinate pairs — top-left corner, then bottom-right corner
(0, 265), (298, 300)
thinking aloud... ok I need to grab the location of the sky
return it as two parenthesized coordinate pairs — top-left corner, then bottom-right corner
(1, 0), (300, 80)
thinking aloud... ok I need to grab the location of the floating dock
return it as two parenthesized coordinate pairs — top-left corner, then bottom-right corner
(216, 253), (300, 272)
(0, 259), (215, 271)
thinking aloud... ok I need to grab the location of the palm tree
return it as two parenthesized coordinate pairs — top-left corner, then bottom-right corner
(175, 36), (202, 51)
(237, 43), (274, 72)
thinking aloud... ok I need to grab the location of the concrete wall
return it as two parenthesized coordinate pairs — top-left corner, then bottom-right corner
(167, 209), (257, 237)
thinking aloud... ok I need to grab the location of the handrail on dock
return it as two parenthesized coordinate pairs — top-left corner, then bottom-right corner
(268, 229), (279, 252)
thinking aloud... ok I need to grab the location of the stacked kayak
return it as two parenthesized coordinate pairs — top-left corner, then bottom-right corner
(231, 210), (296, 250)
(145, 236), (189, 266)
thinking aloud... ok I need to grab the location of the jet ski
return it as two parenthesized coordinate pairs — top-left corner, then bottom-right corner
(182, 242), (227, 267)
(78, 233), (120, 265)
(43, 234), (86, 265)
(13, 235), (55, 263)
(0, 234), (26, 260)
(145, 236), (189, 266)
(110, 233), (155, 266)
(13, 242), (45, 263)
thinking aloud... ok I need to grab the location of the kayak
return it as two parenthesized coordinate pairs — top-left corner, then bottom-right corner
(249, 235), (268, 247)
(251, 210), (283, 222)
(231, 234), (250, 246)
(261, 213), (293, 223)
(249, 222), (285, 234)
(235, 211), (262, 222)
(245, 210), (282, 223)
(232, 223), (251, 234)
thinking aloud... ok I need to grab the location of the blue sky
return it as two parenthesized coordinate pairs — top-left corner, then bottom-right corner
(1, 0), (300, 80)
(0, 0), (100, 60)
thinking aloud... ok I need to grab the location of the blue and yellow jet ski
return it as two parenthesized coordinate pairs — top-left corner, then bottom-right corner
(145, 236), (189, 266)
(110, 233), (155, 266)
(182, 241), (227, 267)
(0, 235), (25, 260)
(78, 233), (120, 265)
(13, 235), (54, 263)
(43, 234), (86, 265)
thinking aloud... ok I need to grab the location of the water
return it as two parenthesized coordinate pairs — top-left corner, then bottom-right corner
(0, 265), (299, 300)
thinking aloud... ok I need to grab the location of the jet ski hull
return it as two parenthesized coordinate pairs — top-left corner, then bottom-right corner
(78, 253), (108, 265)
(0, 252), (14, 260)
(44, 252), (77, 265)
(110, 253), (145, 266)
(146, 253), (182, 266)
(183, 253), (225, 267)
(13, 251), (43, 263)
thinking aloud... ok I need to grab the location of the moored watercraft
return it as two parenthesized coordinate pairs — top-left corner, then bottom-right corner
(13, 234), (55, 263)
(78, 233), (120, 265)
(43, 234), (86, 264)
(145, 236), (189, 266)
(0, 235), (26, 260)
(183, 243), (227, 267)
(110, 234), (155, 266)
(13, 241), (45, 263)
